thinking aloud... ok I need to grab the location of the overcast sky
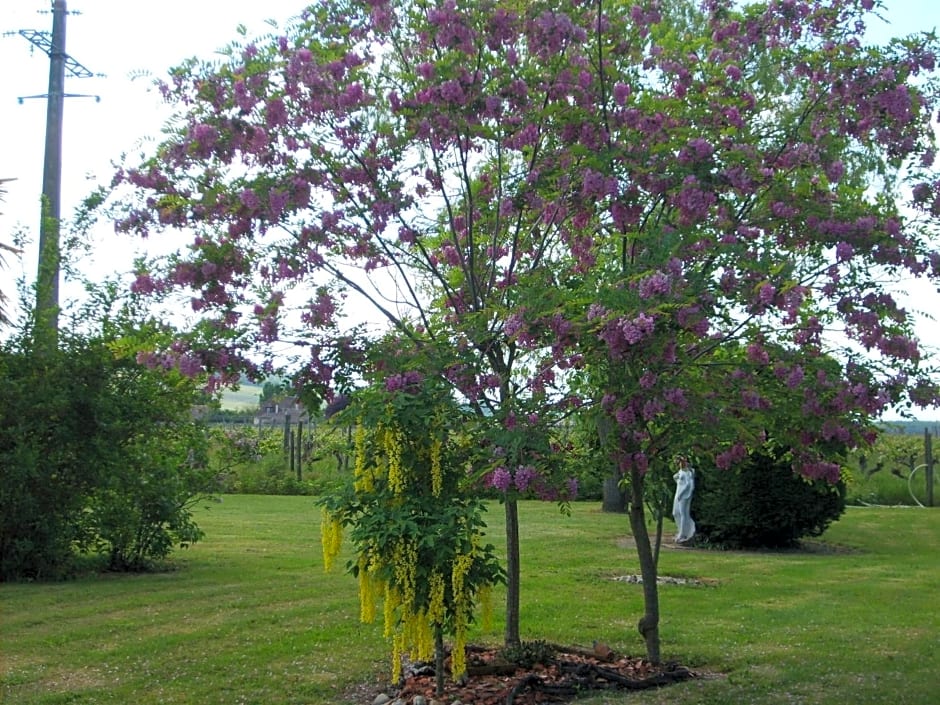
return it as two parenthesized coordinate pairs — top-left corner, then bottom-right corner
(1, 0), (938, 417)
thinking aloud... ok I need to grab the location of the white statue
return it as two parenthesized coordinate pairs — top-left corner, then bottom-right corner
(672, 456), (696, 544)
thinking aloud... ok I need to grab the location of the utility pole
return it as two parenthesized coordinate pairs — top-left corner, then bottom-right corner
(7, 1), (100, 340)
(36, 0), (67, 337)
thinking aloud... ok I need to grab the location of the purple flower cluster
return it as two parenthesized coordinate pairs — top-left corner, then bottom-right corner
(598, 313), (656, 358)
(484, 464), (578, 500)
(384, 370), (424, 393)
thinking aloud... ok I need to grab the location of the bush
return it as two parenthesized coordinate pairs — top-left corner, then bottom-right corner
(1, 338), (110, 579)
(690, 446), (847, 549)
(1, 302), (216, 579)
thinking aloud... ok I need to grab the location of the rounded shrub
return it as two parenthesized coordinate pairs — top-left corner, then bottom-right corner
(690, 446), (847, 549)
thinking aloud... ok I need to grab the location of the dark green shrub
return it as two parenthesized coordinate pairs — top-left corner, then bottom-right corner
(1, 339), (108, 580)
(1, 297), (216, 579)
(691, 446), (846, 549)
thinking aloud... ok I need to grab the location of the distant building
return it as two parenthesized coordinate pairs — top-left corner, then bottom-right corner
(255, 396), (309, 428)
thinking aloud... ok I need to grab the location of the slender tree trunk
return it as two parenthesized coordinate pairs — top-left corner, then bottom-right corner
(627, 466), (661, 664)
(504, 497), (521, 647)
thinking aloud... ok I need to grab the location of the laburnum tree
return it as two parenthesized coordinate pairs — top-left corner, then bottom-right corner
(93, 0), (940, 664)
(318, 363), (503, 692)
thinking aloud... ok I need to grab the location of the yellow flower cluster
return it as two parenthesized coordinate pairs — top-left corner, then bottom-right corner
(427, 570), (445, 625)
(378, 540), (446, 683)
(450, 550), (475, 680)
(384, 425), (406, 494)
(430, 437), (443, 497)
(353, 420), (366, 473)
(353, 421), (375, 492)
(320, 507), (343, 572)
(383, 585), (400, 639)
(357, 552), (383, 624)
(393, 539), (418, 612)
(384, 585), (434, 683)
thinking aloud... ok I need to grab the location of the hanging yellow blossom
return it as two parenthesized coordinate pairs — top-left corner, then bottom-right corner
(353, 419), (366, 474)
(393, 538), (418, 613)
(383, 585), (400, 639)
(451, 619), (467, 680)
(411, 609), (434, 662)
(358, 554), (378, 624)
(320, 507), (343, 572)
(391, 631), (405, 683)
(450, 550), (474, 680)
(427, 571), (445, 625)
(430, 436), (443, 496)
(385, 425), (405, 494)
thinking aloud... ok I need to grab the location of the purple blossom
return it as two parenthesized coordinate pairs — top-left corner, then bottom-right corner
(638, 271), (671, 299)
(825, 160), (844, 182)
(503, 312), (526, 337)
(239, 188), (261, 211)
(758, 283), (776, 305)
(835, 241), (854, 262)
(177, 354), (202, 377)
(191, 123), (219, 155)
(786, 365), (805, 389)
(514, 465), (537, 492)
(586, 303), (608, 321)
(265, 98), (287, 128)
(259, 316), (278, 342)
(487, 466), (512, 492)
(613, 82), (631, 105)
(676, 177), (716, 223)
(747, 342), (770, 365)
(384, 371), (424, 393)
(878, 85), (912, 122)
(417, 62), (434, 80)
(688, 137), (714, 160)
(131, 273), (157, 295)
(663, 387), (688, 409)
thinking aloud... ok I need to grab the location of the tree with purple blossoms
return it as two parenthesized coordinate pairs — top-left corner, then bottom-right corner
(547, 0), (940, 662)
(90, 0), (940, 666)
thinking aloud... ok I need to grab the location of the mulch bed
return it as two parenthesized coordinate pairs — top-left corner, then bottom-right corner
(393, 644), (698, 705)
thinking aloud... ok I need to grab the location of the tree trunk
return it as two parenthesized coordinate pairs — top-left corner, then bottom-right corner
(598, 417), (626, 513)
(504, 497), (521, 647)
(627, 466), (661, 664)
(602, 476), (627, 513)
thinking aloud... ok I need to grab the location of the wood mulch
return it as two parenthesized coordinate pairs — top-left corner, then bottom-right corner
(391, 644), (698, 705)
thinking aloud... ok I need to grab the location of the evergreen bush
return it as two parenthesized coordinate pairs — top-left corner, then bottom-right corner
(691, 446), (846, 549)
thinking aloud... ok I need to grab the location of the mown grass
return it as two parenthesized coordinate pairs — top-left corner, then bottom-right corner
(1, 497), (937, 704)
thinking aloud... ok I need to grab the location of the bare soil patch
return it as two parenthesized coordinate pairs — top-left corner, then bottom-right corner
(374, 644), (700, 705)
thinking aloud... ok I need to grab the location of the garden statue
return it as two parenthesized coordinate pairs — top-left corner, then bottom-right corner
(673, 456), (696, 544)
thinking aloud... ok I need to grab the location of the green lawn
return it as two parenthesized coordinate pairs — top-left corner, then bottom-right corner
(1, 497), (937, 704)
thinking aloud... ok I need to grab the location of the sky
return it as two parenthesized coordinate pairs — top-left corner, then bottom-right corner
(1, 0), (938, 417)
